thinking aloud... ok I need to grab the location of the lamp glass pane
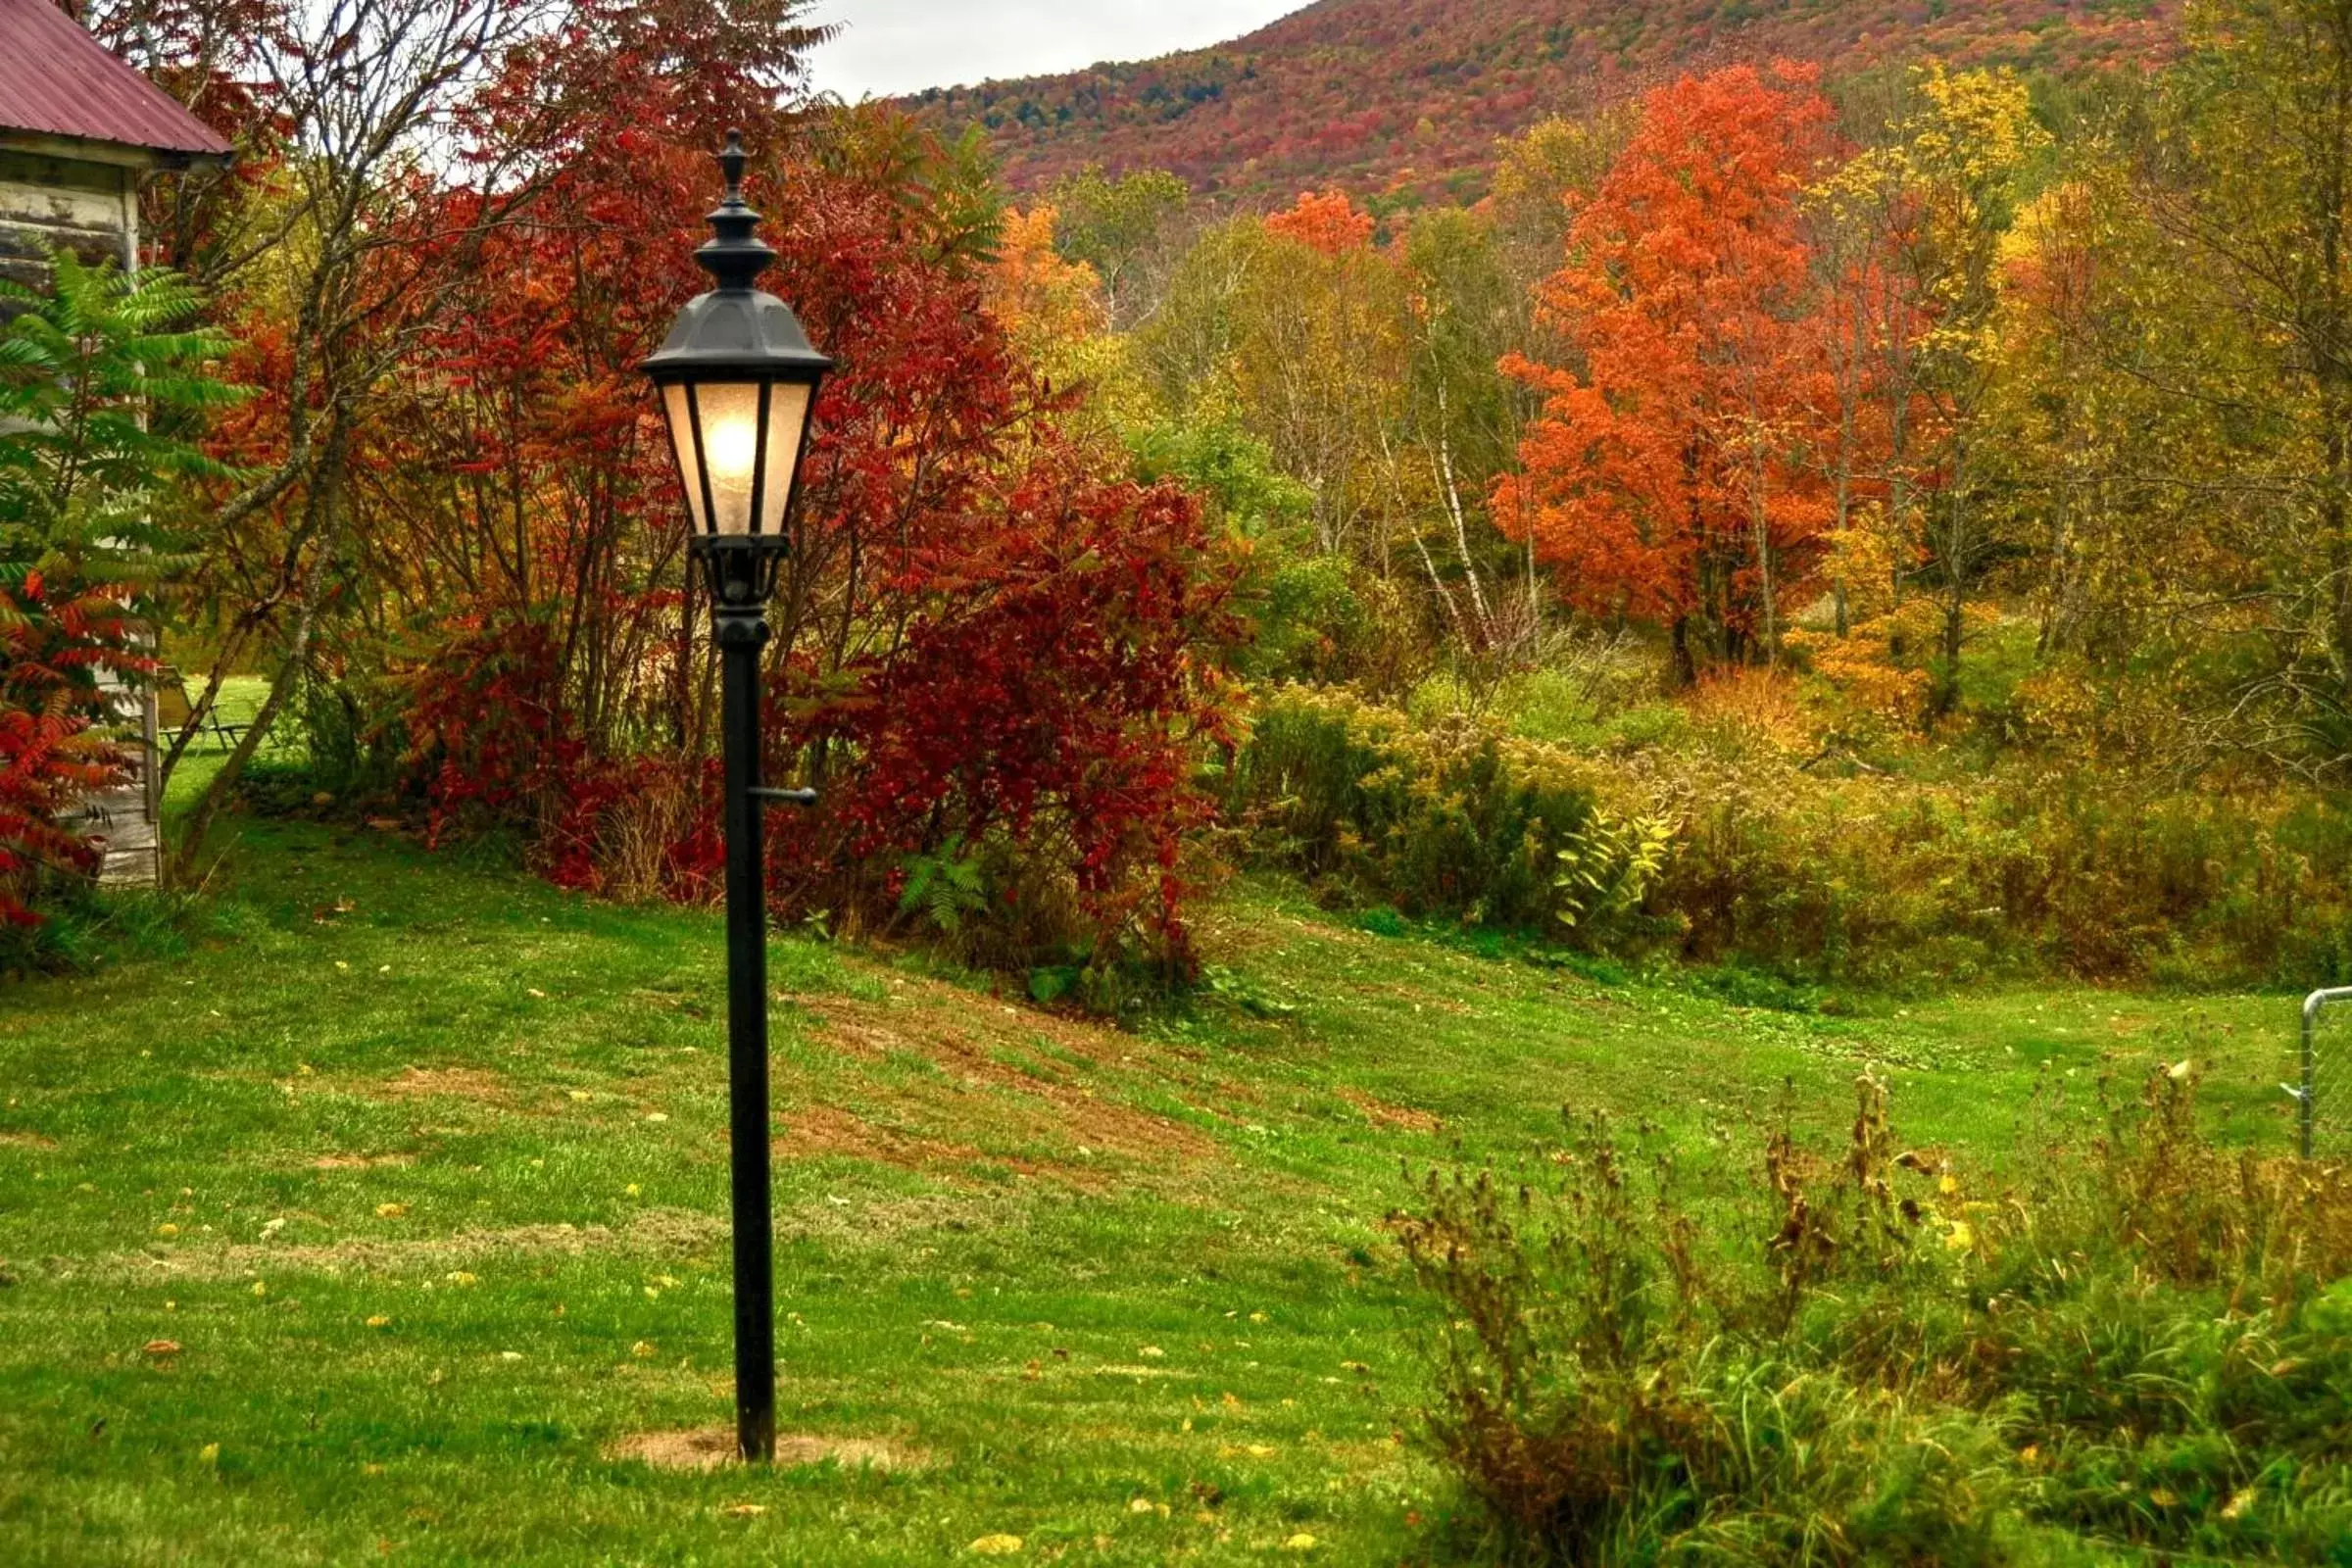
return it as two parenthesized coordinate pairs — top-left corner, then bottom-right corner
(758, 382), (813, 535)
(661, 383), (708, 535)
(694, 381), (763, 536)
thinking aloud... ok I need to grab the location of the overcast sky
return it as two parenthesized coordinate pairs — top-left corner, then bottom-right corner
(807, 0), (1309, 100)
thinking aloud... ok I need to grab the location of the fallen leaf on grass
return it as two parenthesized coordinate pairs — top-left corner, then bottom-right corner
(375, 1203), (407, 1218)
(366, 1316), (392, 1329)
(198, 1443), (220, 1465)
(968, 1537), (1023, 1556)
(142, 1340), (181, 1357)
(1284, 1534), (1317, 1551)
(720, 1502), (766, 1519)
(631, 1341), (657, 1359)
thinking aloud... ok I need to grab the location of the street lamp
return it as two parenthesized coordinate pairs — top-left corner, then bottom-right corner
(643, 129), (830, 1466)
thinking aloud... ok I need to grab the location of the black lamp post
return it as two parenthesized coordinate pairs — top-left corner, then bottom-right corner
(643, 130), (831, 1466)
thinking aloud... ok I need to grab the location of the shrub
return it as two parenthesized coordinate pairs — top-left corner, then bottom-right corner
(1218, 684), (1671, 943)
(1394, 1068), (2352, 1565)
(0, 250), (240, 926)
(1642, 759), (2352, 986)
(1238, 681), (2352, 985)
(284, 114), (1243, 998)
(402, 617), (724, 904)
(397, 449), (1238, 989)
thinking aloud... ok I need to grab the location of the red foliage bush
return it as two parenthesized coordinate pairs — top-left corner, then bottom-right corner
(0, 570), (144, 924)
(368, 98), (1240, 974)
(789, 445), (1238, 956)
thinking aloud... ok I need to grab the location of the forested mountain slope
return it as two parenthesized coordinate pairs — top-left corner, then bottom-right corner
(906, 0), (2173, 203)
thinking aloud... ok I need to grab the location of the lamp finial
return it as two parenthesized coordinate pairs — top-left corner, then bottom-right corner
(697, 130), (774, 293)
(718, 128), (749, 199)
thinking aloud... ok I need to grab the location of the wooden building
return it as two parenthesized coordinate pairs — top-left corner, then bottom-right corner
(0, 0), (230, 886)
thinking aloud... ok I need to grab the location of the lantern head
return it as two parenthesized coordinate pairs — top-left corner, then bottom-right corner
(643, 131), (831, 605)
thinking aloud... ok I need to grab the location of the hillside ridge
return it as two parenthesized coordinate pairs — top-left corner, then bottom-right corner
(906, 0), (2174, 205)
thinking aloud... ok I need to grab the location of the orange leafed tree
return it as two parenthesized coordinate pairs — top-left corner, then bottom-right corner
(1266, 189), (1375, 256)
(1494, 63), (1840, 680)
(990, 205), (1108, 348)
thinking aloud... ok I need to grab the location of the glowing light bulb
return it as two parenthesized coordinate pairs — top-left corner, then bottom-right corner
(706, 414), (758, 483)
(694, 382), (764, 533)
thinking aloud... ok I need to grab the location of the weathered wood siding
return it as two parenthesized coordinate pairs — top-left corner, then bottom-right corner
(0, 146), (135, 285)
(1, 137), (160, 888)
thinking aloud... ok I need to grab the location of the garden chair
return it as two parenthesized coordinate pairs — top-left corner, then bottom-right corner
(156, 671), (249, 753)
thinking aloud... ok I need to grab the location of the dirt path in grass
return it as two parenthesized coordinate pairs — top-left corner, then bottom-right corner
(66, 1208), (730, 1285)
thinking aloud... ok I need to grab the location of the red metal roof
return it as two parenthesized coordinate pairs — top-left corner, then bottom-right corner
(0, 0), (231, 161)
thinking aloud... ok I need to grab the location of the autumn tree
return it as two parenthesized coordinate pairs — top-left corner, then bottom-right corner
(138, 0), (835, 876)
(1043, 165), (1190, 329)
(2127, 0), (2352, 767)
(1143, 191), (1407, 567)
(1495, 64), (1839, 682)
(1265, 190), (1376, 256)
(1823, 64), (2047, 713)
(298, 95), (1242, 972)
(1397, 208), (1540, 658)
(1486, 106), (1639, 328)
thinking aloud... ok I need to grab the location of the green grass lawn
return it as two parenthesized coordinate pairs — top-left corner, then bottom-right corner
(0, 811), (2314, 1565)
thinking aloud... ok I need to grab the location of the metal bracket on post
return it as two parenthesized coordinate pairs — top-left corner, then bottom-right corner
(2294, 988), (2352, 1159)
(749, 787), (819, 808)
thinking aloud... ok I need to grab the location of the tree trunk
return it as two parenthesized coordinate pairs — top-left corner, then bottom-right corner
(169, 421), (349, 882)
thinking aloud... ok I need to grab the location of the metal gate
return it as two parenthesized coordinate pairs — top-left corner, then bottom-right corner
(2293, 988), (2352, 1159)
